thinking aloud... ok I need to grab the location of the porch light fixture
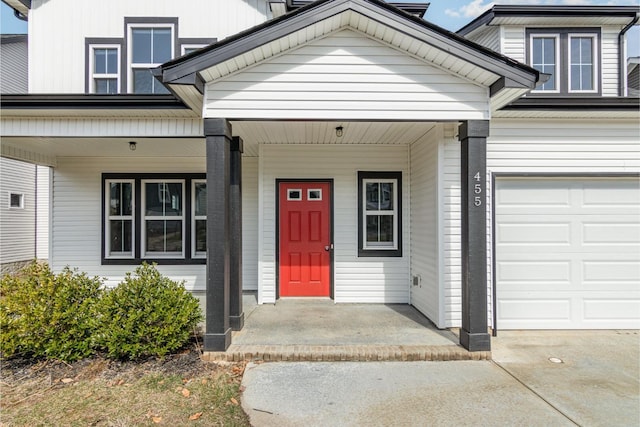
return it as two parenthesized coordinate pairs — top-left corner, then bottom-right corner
(335, 126), (343, 138)
(129, 141), (137, 151)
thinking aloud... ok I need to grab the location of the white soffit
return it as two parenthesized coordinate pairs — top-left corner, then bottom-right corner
(197, 9), (500, 88)
(493, 109), (640, 119)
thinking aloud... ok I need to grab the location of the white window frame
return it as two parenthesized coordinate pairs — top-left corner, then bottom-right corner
(141, 179), (185, 259)
(287, 189), (303, 201)
(89, 44), (121, 94)
(192, 179), (207, 259)
(8, 192), (24, 209)
(307, 188), (323, 201)
(127, 23), (175, 94)
(530, 33), (560, 93)
(181, 44), (206, 56)
(105, 179), (135, 259)
(568, 33), (598, 94)
(362, 178), (398, 251)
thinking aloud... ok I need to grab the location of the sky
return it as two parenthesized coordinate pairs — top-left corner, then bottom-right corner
(0, 0), (638, 56)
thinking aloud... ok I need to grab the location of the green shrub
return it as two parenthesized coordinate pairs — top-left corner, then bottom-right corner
(95, 263), (203, 360)
(0, 262), (104, 362)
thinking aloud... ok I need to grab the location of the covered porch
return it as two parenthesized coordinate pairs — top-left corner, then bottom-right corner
(202, 292), (490, 361)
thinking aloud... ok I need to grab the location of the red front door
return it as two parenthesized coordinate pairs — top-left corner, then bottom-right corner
(279, 181), (331, 297)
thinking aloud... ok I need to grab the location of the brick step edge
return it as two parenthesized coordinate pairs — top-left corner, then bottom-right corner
(201, 345), (491, 362)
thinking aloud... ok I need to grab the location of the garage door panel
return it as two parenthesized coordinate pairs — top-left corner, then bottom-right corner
(583, 261), (640, 288)
(582, 222), (640, 245)
(583, 298), (640, 324)
(496, 177), (640, 330)
(497, 222), (571, 246)
(498, 298), (572, 322)
(498, 261), (572, 289)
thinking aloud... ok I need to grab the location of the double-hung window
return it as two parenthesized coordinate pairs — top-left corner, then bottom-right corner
(90, 45), (120, 94)
(569, 35), (596, 92)
(105, 180), (134, 258)
(358, 171), (402, 257)
(128, 25), (173, 94)
(530, 35), (559, 92)
(142, 180), (184, 257)
(528, 28), (599, 94)
(192, 180), (207, 259)
(102, 174), (205, 264)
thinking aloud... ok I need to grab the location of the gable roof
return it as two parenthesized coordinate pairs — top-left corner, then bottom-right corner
(458, 5), (640, 37)
(157, 0), (541, 114)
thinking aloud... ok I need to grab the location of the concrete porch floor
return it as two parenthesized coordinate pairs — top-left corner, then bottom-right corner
(202, 293), (490, 362)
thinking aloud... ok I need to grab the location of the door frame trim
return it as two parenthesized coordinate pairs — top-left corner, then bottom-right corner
(491, 172), (640, 335)
(275, 178), (335, 300)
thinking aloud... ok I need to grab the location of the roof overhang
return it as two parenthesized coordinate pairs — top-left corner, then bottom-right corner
(2, 0), (30, 17)
(495, 96), (640, 119)
(458, 5), (640, 37)
(0, 94), (198, 118)
(158, 0), (540, 116)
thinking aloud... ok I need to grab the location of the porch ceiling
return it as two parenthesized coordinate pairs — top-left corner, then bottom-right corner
(232, 120), (439, 156)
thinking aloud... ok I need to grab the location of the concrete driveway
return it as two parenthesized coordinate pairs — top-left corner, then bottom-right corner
(241, 330), (640, 427)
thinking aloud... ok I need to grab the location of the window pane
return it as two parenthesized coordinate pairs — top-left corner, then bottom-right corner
(581, 65), (593, 90)
(106, 49), (118, 74)
(379, 183), (393, 211)
(153, 28), (172, 63)
(109, 182), (132, 216)
(366, 183), (379, 210)
(145, 182), (182, 216)
(133, 69), (153, 94)
(571, 38), (581, 63)
(366, 215), (394, 244)
(532, 38), (542, 64)
(95, 49), (107, 73)
(582, 38), (592, 63)
(195, 183), (207, 216)
(378, 215), (393, 242)
(96, 78), (118, 94)
(543, 38), (555, 64)
(132, 28), (152, 63)
(110, 220), (132, 253)
(195, 220), (207, 252)
(146, 220), (182, 252)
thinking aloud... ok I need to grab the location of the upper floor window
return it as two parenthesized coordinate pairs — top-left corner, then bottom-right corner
(569, 35), (596, 92)
(128, 25), (173, 94)
(91, 45), (120, 94)
(527, 28), (600, 95)
(86, 18), (215, 95)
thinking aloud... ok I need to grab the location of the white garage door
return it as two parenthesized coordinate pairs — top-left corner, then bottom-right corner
(495, 177), (640, 329)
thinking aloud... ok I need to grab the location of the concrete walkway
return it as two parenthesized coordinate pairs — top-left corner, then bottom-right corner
(240, 330), (640, 426)
(203, 296), (490, 362)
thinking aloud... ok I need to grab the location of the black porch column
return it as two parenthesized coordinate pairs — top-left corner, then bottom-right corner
(204, 118), (232, 351)
(229, 136), (244, 331)
(458, 120), (491, 352)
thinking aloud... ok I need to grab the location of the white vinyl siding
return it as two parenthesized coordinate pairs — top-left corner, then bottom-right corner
(409, 125), (442, 326)
(259, 145), (410, 304)
(243, 157), (259, 291)
(466, 27), (501, 52)
(0, 158), (36, 265)
(36, 165), (50, 261)
(0, 36), (28, 94)
(501, 26), (525, 63)
(601, 26), (620, 96)
(204, 29), (489, 121)
(51, 157), (204, 289)
(29, 0), (272, 93)
(51, 155), (258, 291)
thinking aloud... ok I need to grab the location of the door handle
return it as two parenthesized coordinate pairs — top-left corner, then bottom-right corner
(324, 243), (334, 251)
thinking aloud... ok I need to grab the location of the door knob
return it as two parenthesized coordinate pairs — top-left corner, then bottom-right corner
(324, 243), (334, 251)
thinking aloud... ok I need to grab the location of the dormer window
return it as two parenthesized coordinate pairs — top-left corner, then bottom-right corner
(128, 25), (173, 94)
(527, 28), (600, 95)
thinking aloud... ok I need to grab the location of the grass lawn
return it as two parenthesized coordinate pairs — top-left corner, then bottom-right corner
(0, 345), (251, 426)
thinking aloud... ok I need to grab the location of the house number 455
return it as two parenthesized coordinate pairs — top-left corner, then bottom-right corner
(473, 172), (483, 207)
